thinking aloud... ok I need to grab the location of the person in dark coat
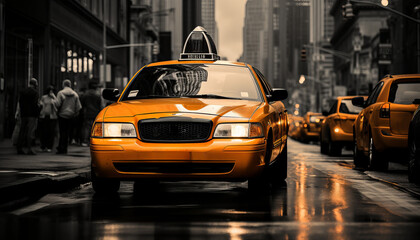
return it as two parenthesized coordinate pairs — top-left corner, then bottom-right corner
(80, 81), (102, 146)
(17, 78), (40, 155)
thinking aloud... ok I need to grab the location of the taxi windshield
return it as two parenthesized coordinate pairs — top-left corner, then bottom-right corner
(121, 64), (262, 101)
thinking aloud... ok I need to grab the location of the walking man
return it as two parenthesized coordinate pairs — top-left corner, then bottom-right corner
(17, 78), (40, 155)
(55, 79), (82, 154)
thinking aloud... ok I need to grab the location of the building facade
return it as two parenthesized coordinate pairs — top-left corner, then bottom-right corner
(329, 0), (419, 97)
(0, 0), (130, 139)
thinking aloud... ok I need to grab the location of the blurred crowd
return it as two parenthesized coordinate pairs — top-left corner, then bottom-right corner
(14, 78), (103, 155)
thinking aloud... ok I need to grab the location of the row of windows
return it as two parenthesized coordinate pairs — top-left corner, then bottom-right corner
(75, 0), (128, 40)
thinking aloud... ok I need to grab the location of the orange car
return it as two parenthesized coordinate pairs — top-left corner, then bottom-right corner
(288, 115), (304, 140)
(299, 112), (324, 143)
(90, 27), (289, 193)
(353, 74), (420, 170)
(320, 96), (366, 156)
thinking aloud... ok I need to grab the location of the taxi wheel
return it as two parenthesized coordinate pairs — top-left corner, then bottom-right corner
(408, 134), (420, 183)
(91, 169), (120, 193)
(368, 135), (388, 171)
(320, 132), (328, 154)
(353, 132), (365, 168)
(269, 141), (288, 184)
(329, 141), (342, 156)
(248, 134), (273, 192)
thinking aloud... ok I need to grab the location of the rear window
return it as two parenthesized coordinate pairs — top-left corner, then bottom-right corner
(339, 99), (363, 114)
(388, 81), (420, 104)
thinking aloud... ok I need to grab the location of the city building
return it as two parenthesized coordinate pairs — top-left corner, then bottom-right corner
(329, 0), (419, 96)
(0, 0), (130, 139)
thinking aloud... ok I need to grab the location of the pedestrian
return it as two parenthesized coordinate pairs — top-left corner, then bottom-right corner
(38, 85), (58, 152)
(55, 79), (82, 154)
(16, 78), (40, 155)
(81, 81), (102, 146)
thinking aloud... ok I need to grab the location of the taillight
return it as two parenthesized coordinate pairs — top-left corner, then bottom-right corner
(380, 103), (390, 118)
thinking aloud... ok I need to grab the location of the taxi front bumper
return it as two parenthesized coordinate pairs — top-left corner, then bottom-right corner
(90, 138), (267, 181)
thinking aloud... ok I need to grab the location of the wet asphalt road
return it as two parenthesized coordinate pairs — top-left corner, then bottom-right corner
(1, 139), (420, 239)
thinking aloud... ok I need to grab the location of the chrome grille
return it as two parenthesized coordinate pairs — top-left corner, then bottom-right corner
(138, 118), (212, 142)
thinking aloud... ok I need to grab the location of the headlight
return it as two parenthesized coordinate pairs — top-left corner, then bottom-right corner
(213, 123), (264, 138)
(91, 122), (137, 138)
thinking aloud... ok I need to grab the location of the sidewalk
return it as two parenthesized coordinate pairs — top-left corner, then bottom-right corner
(0, 139), (91, 209)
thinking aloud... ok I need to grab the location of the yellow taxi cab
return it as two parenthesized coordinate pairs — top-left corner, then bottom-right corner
(288, 115), (304, 140)
(320, 96), (366, 156)
(299, 112), (324, 143)
(352, 74), (420, 170)
(90, 27), (289, 193)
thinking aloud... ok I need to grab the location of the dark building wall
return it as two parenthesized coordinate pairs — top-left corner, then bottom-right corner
(0, 0), (130, 139)
(182, 0), (201, 42)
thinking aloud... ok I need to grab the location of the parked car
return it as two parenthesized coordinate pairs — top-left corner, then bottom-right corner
(320, 96), (366, 156)
(288, 115), (304, 140)
(408, 101), (420, 184)
(299, 112), (324, 143)
(352, 74), (420, 170)
(90, 27), (289, 193)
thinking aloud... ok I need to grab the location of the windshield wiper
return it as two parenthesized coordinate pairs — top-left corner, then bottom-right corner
(183, 94), (242, 100)
(134, 95), (177, 99)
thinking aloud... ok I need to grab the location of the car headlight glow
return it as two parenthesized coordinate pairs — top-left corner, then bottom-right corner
(213, 123), (263, 138)
(92, 122), (137, 138)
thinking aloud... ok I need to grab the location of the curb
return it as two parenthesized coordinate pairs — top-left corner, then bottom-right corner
(0, 168), (91, 210)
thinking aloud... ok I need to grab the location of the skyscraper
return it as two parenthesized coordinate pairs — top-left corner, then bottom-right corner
(201, 0), (217, 48)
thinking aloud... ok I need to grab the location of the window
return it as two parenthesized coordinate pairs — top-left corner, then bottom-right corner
(121, 64), (262, 102)
(388, 81), (420, 104)
(339, 99), (363, 114)
(366, 82), (384, 106)
(253, 68), (272, 96)
(328, 100), (338, 115)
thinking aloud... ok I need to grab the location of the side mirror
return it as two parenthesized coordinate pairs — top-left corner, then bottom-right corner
(322, 111), (329, 116)
(352, 97), (365, 108)
(269, 88), (288, 101)
(102, 88), (120, 102)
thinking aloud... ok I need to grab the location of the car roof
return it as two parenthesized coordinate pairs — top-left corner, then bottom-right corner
(336, 96), (366, 100)
(381, 74), (420, 82)
(146, 60), (248, 68)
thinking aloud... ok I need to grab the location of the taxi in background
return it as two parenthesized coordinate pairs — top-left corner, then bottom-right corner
(288, 115), (304, 140)
(352, 74), (420, 170)
(299, 112), (324, 143)
(90, 27), (289, 193)
(320, 96), (366, 156)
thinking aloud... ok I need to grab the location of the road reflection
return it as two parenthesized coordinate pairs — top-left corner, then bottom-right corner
(2, 149), (419, 240)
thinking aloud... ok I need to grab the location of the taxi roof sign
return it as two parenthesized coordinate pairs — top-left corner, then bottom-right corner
(179, 26), (220, 61)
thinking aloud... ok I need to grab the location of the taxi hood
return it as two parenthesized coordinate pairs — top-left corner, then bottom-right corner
(104, 98), (262, 119)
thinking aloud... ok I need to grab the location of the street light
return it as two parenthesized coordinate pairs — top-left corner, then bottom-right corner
(299, 75), (306, 84)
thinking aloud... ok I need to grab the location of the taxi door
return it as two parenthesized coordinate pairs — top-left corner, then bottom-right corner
(359, 82), (384, 152)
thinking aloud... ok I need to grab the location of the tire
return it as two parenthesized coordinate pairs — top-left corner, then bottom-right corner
(269, 141), (288, 184)
(248, 133), (272, 192)
(353, 130), (365, 168)
(329, 141), (342, 156)
(368, 135), (388, 171)
(91, 168), (120, 193)
(320, 132), (328, 154)
(408, 128), (420, 183)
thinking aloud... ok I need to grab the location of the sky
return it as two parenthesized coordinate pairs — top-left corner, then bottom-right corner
(215, 0), (246, 61)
